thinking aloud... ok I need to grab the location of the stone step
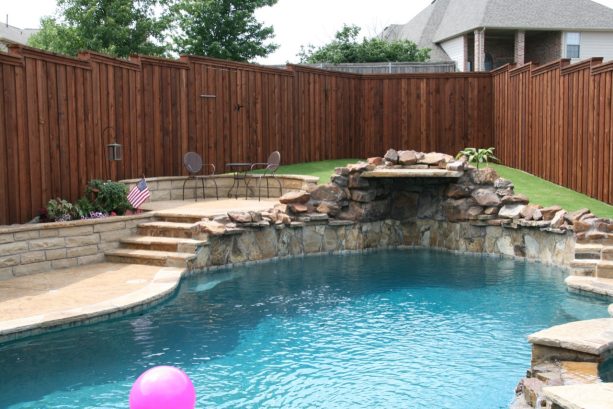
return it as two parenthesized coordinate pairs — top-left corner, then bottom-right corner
(155, 213), (206, 224)
(577, 233), (613, 246)
(137, 221), (200, 239)
(573, 243), (603, 260)
(120, 236), (207, 253)
(570, 259), (598, 276)
(596, 261), (613, 279)
(105, 248), (195, 267)
(602, 247), (613, 261)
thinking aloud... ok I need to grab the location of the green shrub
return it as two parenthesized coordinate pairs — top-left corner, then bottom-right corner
(456, 147), (498, 169)
(46, 198), (77, 222)
(86, 179), (131, 214)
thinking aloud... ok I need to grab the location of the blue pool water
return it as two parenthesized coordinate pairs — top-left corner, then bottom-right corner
(0, 249), (609, 408)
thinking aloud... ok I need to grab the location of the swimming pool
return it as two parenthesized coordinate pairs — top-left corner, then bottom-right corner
(0, 249), (609, 408)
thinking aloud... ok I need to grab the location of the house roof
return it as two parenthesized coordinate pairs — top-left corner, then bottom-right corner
(382, 0), (613, 59)
(0, 24), (39, 46)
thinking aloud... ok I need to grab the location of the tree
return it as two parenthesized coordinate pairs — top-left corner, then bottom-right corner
(28, 0), (170, 58)
(171, 0), (278, 61)
(298, 24), (430, 64)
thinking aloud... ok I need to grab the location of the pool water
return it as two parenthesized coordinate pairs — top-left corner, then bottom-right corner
(0, 250), (609, 408)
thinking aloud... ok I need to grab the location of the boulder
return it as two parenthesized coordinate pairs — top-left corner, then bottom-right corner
(228, 211), (252, 223)
(550, 210), (567, 229)
(384, 149), (399, 163)
(335, 167), (350, 176)
(484, 206), (499, 215)
(348, 173), (370, 189)
(351, 189), (377, 203)
(532, 208), (543, 221)
(367, 157), (384, 166)
(498, 204), (526, 219)
(471, 188), (501, 207)
(420, 152), (450, 166)
(279, 190), (310, 204)
(316, 201), (341, 217)
(446, 184), (472, 199)
(446, 159), (466, 171)
(310, 184), (347, 203)
(443, 198), (476, 222)
(197, 221), (226, 235)
(467, 206), (484, 218)
(494, 178), (513, 189)
(520, 204), (542, 220)
(331, 175), (349, 187)
(565, 208), (590, 223)
(288, 203), (308, 213)
(540, 205), (562, 221)
(470, 167), (499, 185)
(501, 194), (529, 205)
(572, 219), (593, 233)
(398, 150), (418, 166)
(347, 162), (371, 173)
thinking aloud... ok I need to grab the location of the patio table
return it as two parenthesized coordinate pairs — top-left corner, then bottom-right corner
(225, 162), (252, 199)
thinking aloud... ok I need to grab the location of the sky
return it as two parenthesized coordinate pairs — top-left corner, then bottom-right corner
(3, 0), (613, 64)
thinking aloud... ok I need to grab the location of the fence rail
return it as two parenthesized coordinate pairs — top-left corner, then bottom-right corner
(1, 45), (611, 225)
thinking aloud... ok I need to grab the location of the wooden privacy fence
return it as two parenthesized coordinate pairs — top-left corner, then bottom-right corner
(0, 45), (492, 224)
(492, 58), (613, 206)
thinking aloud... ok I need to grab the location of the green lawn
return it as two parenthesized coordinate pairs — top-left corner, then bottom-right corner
(272, 159), (613, 219)
(274, 159), (359, 184)
(486, 164), (613, 219)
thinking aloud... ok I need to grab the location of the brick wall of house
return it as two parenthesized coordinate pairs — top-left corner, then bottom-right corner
(525, 31), (562, 65)
(485, 36), (515, 69)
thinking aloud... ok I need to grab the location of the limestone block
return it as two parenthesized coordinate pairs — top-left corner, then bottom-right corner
(157, 181), (172, 190)
(45, 248), (67, 260)
(151, 190), (171, 201)
(66, 245), (99, 258)
(14, 230), (40, 240)
(20, 251), (46, 265)
(0, 267), (13, 280)
(0, 241), (29, 254)
(51, 258), (78, 269)
(58, 226), (94, 237)
(13, 261), (51, 276)
(39, 229), (60, 238)
(93, 222), (127, 233)
(77, 254), (106, 265)
(100, 230), (129, 242)
(0, 233), (14, 244)
(0, 255), (19, 268)
(65, 234), (100, 247)
(29, 238), (65, 250)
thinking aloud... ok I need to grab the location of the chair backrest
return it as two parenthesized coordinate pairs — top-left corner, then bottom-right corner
(267, 151), (281, 172)
(183, 152), (203, 175)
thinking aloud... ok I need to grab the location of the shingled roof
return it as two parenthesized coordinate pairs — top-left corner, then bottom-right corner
(382, 0), (613, 61)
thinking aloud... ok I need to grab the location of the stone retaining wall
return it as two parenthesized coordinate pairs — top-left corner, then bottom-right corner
(121, 174), (318, 201)
(187, 219), (575, 270)
(0, 214), (154, 280)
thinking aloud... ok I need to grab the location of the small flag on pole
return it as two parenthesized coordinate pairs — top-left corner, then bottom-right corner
(127, 178), (151, 209)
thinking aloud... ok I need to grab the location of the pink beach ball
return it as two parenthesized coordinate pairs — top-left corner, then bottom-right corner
(129, 366), (196, 409)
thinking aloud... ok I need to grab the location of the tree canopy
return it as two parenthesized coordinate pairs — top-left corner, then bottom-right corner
(28, 0), (278, 61)
(28, 0), (169, 58)
(171, 0), (278, 61)
(298, 24), (430, 64)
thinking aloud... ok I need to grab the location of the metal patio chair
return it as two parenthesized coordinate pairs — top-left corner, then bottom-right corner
(246, 151), (282, 200)
(182, 152), (219, 201)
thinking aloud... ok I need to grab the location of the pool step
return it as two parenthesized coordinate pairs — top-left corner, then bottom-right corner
(155, 213), (207, 224)
(120, 236), (208, 253)
(573, 243), (602, 260)
(596, 261), (613, 279)
(570, 259), (598, 276)
(105, 248), (195, 268)
(137, 221), (203, 239)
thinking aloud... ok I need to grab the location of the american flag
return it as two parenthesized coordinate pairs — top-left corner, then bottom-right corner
(127, 178), (151, 209)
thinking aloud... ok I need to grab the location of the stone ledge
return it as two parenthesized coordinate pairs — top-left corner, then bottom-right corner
(528, 318), (613, 356)
(362, 169), (463, 178)
(543, 383), (613, 409)
(0, 213), (153, 234)
(566, 276), (613, 298)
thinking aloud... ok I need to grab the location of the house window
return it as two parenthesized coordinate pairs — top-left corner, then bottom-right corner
(566, 32), (580, 58)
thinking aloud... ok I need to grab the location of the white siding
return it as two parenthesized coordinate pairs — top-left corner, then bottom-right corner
(579, 32), (613, 62)
(440, 36), (465, 71)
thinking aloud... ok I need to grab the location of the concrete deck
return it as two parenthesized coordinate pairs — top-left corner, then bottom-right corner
(0, 199), (279, 343)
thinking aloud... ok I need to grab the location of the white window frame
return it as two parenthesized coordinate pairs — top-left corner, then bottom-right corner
(565, 32), (581, 58)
